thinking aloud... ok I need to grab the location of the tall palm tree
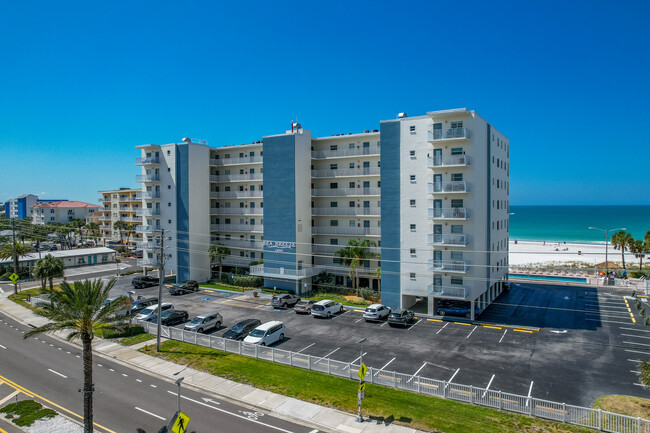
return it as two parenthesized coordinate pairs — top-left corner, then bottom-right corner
(630, 237), (650, 271)
(374, 267), (381, 295)
(125, 225), (135, 246)
(24, 279), (128, 433)
(32, 254), (65, 290)
(84, 222), (100, 246)
(612, 231), (634, 270)
(208, 244), (230, 282)
(0, 241), (33, 296)
(113, 221), (128, 245)
(334, 239), (380, 296)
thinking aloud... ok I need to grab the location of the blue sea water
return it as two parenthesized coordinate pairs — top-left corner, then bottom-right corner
(509, 206), (650, 243)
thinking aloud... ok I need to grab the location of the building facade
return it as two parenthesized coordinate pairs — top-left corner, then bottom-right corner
(135, 108), (509, 317)
(4, 195), (65, 219)
(32, 201), (100, 225)
(94, 188), (144, 247)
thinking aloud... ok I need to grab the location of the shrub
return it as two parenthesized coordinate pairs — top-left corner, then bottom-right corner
(102, 325), (145, 339)
(640, 361), (650, 386)
(232, 275), (263, 288)
(637, 301), (642, 310)
(645, 317), (649, 326)
(358, 287), (379, 301)
(641, 308), (645, 316)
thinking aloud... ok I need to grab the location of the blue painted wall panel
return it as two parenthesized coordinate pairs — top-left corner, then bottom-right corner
(176, 144), (190, 281)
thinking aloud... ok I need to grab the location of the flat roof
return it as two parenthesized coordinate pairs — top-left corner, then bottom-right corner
(0, 247), (116, 264)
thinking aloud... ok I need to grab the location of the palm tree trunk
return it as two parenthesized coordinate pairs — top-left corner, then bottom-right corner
(49, 277), (53, 291)
(82, 334), (94, 433)
(622, 249), (626, 270)
(219, 258), (223, 282)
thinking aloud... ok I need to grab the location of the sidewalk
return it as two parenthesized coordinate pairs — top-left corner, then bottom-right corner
(0, 294), (421, 433)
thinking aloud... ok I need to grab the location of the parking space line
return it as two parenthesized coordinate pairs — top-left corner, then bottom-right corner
(354, 318), (363, 323)
(349, 352), (367, 365)
(436, 323), (449, 335)
(498, 329), (507, 343)
(625, 349), (650, 355)
(586, 318), (632, 325)
(622, 334), (650, 340)
(380, 321), (389, 327)
(331, 310), (349, 320)
(482, 374), (496, 398)
(412, 362), (427, 378)
(585, 312), (634, 318)
(624, 341), (650, 348)
(374, 357), (396, 376)
(621, 327), (650, 333)
(526, 381), (534, 405)
(296, 343), (315, 353)
(448, 368), (460, 383)
(466, 326), (477, 339)
(628, 359), (642, 363)
(314, 347), (340, 365)
(408, 319), (421, 330)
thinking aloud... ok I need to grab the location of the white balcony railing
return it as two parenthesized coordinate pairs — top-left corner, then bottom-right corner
(427, 155), (469, 168)
(311, 167), (380, 178)
(427, 234), (469, 246)
(210, 224), (263, 233)
(120, 216), (143, 223)
(311, 187), (381, 197)
(214, 239), (264, 250)
(137, 191), (161, 199)
(136, 209), (161, 217)
(428, 181), (469, 194)
(210, 208), (263, 216)
(312, 207), (380, 217)
(135, 157), (160, 165)
(210, 173), (263, 182)
(312, 226), (380, 236)
(427, 260), (469, 274)
(136, 226), (158, 234)
(210, 191), (263, 199)
(311, 145), (380, 159)
(427, 127), (469, 142)
(428, 208), (468, 220)
(312, 244), (380, 255)
(137, 258), (158, 267)
(250, 265), (321, 279)
(426, 284), (467, 299)
(209, 155), (263, 166)
(136, 174), (160, 183)
(136, 242), (159, 250)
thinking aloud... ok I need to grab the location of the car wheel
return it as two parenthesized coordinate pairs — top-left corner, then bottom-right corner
(215, 321), (221, 330)
(279, 333), (284, 341)
(198, 328), (203, 333)
(438, 310), (446, 316)
(282, 303), (288, 308)
(339, 306), (343, 313)
(327, 312), (331, 318)
(261, 342), (266, 346)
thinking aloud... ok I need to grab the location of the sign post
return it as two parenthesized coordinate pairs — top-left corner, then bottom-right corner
(357, 361), (367, 422)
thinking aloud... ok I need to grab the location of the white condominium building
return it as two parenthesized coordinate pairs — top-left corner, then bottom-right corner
(32, 201), (100, 225)
(135, 108), (509, 317)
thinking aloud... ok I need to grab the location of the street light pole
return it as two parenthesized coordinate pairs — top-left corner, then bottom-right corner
(589, 226), (626, 283)
(356, 337), (367, 423)
(175, 377), (184, 413)
(156, 229), (165, 352)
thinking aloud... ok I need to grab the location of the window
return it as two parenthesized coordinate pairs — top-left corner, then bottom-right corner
(168, 185), (171, 189)
(363, 142), (369, 148)
(330, 201), (337, 207)
(363, 181), (370, 188)
(168, 219), (172, 224)
(330, 163), (338, 170)
(239, 169), (244, 175)
(349, 220), (355, 227)
(363, 220), (370, 228)
(330, 220), (338, 227)
(240, 202), (244, 208)
(409, 150), (415, 157)
(451, 251), (463, 260)
(250, 168), (255, 174)
(451, 225), (463, 234)
(451, 147), (463, 155)
(330, 145), (338, 151)
(410, 273), (416, 280)
(410, 224), (416, 231)
(451, 173), (463, 181)
(409, 125), (416, 133)
(410, 175), (416, 182)
(330, 182), (338, 189)
(168, 202), (171, 207)
(330, 239), (338, 245)
(239, 152), (244, 158)
(363, 201), (370, 208)
(225, 218), (231, 224)
(167, 150), (171, 155)
(349, 143), (355, 149)
(451, 199), (463, 208)
(409, 199), (416, 207)
(250, 185), (255, 191)
(250, 151), (255, 157)
(451, 277), (463, 285)
(349, 182), (355, 188)
(363, 161), (370, 168)
(349, 201), (355, 207)
(451, 121), (463, 129)
(250, 202), (255, 208)
(410, 248), (416, 255)
(349, 162), (355, 169)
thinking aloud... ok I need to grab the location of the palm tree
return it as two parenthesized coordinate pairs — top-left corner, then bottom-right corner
(85, 222), (100, 246)
(113, 221), (128, 245)
(334, 239), (380, 296)
(125, 225), (135, 246)
(630, 237), (650, 271)
(374, 267), (381, 295)
(24, 279), (129, 433)
(208, 244), (230, 282)
(0, 241), (33, 296)
(612, 231), (634, 270)
(32, 254), (65, 290)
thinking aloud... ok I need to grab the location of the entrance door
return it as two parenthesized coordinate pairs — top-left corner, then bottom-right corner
(433, 148), (442, 166)
(433, 224), (442, 244)
(433, 199), (442, 218)
(433, 250), (442, 268)
(433, 174), (442, 193)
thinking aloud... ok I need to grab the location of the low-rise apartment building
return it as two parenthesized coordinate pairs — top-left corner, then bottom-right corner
(95, 188), (143, 247)
(32, 201), (100, 225)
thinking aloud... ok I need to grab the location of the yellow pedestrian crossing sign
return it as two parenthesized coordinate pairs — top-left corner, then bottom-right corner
(358, 362), (367, 380)
(171, 411), (190, 433)
(9, 273), (18, 283)
(358, 382), (366, 393)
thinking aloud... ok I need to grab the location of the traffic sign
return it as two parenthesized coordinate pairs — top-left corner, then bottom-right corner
(358, 382), (365, 393)
(171, 411), (190, 433)
(358, 362), (367, 380)
(9, 273), (18, 283)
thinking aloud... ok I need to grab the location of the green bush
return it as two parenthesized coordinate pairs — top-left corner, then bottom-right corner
(645, 317), (649, 326)
(232, 275), (263, 288)
(637, 301), (642, 309)
(641, 308), (645, 316)
(102, 325), (145, 339)
(0, 400), (56, 427)
(358, 287), (379, 301)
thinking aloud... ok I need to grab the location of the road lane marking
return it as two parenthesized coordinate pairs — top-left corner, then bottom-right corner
(448, 368), (460, 383)
(0, 344), (6, 349)
(109, 368), (115, 372)
(122, 373), (128, 377)
(466, 326), (477, 339)
(499, 329), (508, 343)
(97, 364), (103, 367)
(48, 369), (68, 379)
(374, 357), (396, 376)
(436, 322), (449, 335)
(0, 390), (21, 407)
(296, 343), (315, 353)
(136, 379), (142, 382)
(134, 406), (165, 420)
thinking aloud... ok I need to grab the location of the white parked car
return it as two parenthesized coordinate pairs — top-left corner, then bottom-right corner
(135, 303), (174, 322)
(311, 300), (344, 318)
(243, 321), (286, 346)
(363, 304), (391, 322)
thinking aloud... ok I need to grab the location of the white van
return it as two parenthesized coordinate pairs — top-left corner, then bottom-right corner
(243, 321), (286, 346)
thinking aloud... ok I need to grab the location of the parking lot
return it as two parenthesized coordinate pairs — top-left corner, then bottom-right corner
(108, 276), (649, 407)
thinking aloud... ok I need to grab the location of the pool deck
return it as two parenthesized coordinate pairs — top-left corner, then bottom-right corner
(509, 271), (646, 290)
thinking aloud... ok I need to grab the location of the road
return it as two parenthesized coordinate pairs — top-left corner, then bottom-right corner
(0, 311), (322, 433)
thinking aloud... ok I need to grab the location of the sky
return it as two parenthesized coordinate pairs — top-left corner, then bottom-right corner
(1, 0), (648, 206)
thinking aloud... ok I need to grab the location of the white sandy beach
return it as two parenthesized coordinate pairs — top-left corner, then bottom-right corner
(509, 240), (640, 268)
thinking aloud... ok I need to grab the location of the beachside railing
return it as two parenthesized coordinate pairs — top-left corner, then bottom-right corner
(136, 320), (650, 432)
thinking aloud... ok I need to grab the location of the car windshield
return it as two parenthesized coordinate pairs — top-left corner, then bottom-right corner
(390, 312), (400, 317)
(312, 305), (324, 310)
(249, 329), (265, 338)
(140, 307), (155, 316)
(296, 301), (308, 306)
(190, 317), (203, 324)
(161, 311), (174, 318)
(231, 323), (245, 332)
(366, 308), (376, 313)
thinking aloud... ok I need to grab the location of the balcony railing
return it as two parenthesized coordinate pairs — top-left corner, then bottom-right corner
(136, 226), (158, 233)
(312, 207), (380, 217)
(312, 226), (380, 236)
(209, 155), (263, 166)
(428, 208), (468, 220)
(312, 244), (380, 255)
(210, 224), (263, 233)
(427, 155), (469, 168)
(221, 257), (258, 267)
(215, 239), (263, 250)
(136, 209), (161, 217)
(250, 265), (321, 279)
(311, 145), (380, 159)
(426, 284), (467, 299)
(137, 191), (161, 199)
(210, 208), (263, 216)
(136, 174), (160, 183)
(99, 225), (111, 230)
(209, 191), (263, 199)
(210, 173), (263, 182)
(311, 187), (380, 197)
(428, 181), (469, 194)
(137, 259), (157, 267)
(120, 216), (143, 223)
(135, 157), (160, 165)
(136, 242), (159, 250)
(427, 234), (469, 246)
(427, 127), (469, 142)
(311, 167), (380, 178)
(427, 260), (469, 274)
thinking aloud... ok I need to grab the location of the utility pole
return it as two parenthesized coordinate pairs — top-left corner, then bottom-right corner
(11, 219), (19, 296)
(156, 228), (165, 352)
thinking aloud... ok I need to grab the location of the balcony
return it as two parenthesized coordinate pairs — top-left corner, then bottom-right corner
(137, 259), (157, 267)
(210, 208), (263, 216)
(311, 187), (380, 197)
(312, 244), (380, 255)
(426, 284), (467, 299)
(120, 216), (143, 223)
(136, 226), (158, 234)
(210, 191), (263, 199)
(427, 127), (469, 142)
(427, 234), (469, 247)
(210, 224), (263, 233)
(136, 157), (160, 165)
(312, 207), (380, 217)
(312, 226), (380, 236)
(99, 225), (111, 230)
(311, 167), (380, 178)
(118, 196), (140, 202)
(137, 191), (161, 199)
(216, 239), (263, 250)
(427, 155), (469, 168)
(136, 209), (161, 217)
(136, 242), (159, 250)
(428, 181), (469, 194)
(250, 265), (321, 280)
(311, 145), (380, 159)
(427, 259), (469, 274)
(209, 155), (263, 166)
(210, 173), (263, 182)
(136, 174), (160, 183)
(221, 257), (258, 267)
(428, 208), (468, 220)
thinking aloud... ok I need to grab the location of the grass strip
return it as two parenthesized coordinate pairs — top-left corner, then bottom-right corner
(8, 287), (46, 312)
(1, 399), (57, 427)
(593, 395), (650, 419)
(120, 333), (156, 346)
(304, 293), (372, 307)
(141, 341), (591, 433)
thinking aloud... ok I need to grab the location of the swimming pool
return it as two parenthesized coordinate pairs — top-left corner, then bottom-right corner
(509, 274), (588, 283)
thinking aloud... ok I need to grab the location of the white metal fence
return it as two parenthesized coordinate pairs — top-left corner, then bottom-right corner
(137, 320), (650, 432)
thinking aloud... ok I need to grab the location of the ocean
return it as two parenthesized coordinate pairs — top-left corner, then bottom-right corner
(509, 206), (650, 243)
